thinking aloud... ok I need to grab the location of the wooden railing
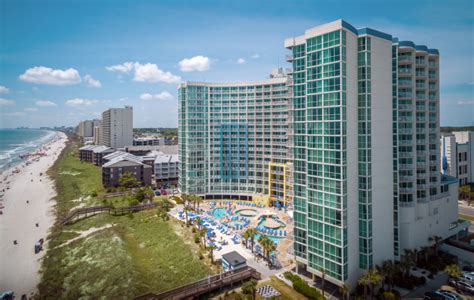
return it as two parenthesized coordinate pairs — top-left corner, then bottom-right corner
(60, 202), (160, 225)
(134, 266), (260, 300)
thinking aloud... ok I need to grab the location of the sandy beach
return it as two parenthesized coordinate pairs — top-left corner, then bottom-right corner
(0, 132), (67, 298)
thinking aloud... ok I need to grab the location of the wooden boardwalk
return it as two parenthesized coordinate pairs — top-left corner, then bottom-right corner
(60, 202), (160, 225)
(135, 266), (261, 300)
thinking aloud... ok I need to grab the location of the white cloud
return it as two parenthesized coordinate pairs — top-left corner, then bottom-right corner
(84, 75), (102, 88)
(140, 91), (173, 101)
(178, 55), (211, 72)
(25, 107), (38, 112)
(19, 66), (81, 85)
(0, 98), (15, 106)
(65, 98), (98, 107)
(105, 62), (181, 84)
(237, 58), (246, 64)
(105, 62), (135, 73)
(0, 86), (9, 93)
(36, 100), (57, 107)
(3, 112), (26, 117)
(134, 63), (181, 83)
(251, 54), (260, 59)
(457, 100), (474, 105)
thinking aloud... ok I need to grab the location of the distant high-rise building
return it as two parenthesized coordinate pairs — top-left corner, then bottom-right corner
(101, 106), (133, 148)
(93, 120), (103, 145)
(441, 131), (474, 185)
(77, 120), (94, 138)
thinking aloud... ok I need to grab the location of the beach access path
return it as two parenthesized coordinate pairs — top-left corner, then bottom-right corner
(0, 132), (67, 298)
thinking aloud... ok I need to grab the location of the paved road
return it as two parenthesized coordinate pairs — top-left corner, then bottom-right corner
(459, 204), (473, 216)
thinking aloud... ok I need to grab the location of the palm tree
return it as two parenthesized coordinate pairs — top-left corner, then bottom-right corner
(376, 264), (386, 291)
(183, 206), (191, 226)
(340, 283), (350, 300)
(241, 279), (258, 300)
(194, 195), (203, 210)
(358, 272), (370, 299)
(243, 229), (251, 248)
(199, 228), (207, 248)
(208, 245), (216, 263)
(320, 267), (327, 298)
(258, 235), (276, 265)
(444, 264), (462, 279)
(248, 228), (257, 253)
(402, 249), (416, 279)
(381, 260), (396, 291)
(195, 217), (202, 230)
(359, 268), (382, 300)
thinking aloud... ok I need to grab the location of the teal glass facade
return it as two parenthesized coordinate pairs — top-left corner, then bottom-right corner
(289, 29), (348, 281)
(178, 79), (290, 198)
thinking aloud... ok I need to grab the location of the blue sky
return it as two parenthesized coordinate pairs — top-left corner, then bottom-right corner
(0, 0), (473, 128)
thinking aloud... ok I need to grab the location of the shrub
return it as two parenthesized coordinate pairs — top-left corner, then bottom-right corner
(284, 273), (323, 300)
(383, 291), (396, 300)
(194, 234), (200, 244)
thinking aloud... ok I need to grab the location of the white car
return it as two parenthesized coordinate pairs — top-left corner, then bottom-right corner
(462, 272), (474, 284)
(437, 289), (462, 300)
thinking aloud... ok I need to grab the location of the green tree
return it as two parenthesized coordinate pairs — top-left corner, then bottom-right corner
(118, 172), (140, 189)
(208, 245), (216, 263)
(381, 260), (397, 291)
(319, 268), (327, 298)
(243, 229), (251, 248)
(459, 185), (471, 200)
(340, 283), (350, 300)
(401, 249), (416, 279)
(359, 268), (382, 300)
(135, 186), (154, 203)
(258, 235), (276, 266)
(241, 279), (258, 300)
(247, 228), (257, 253)
(444, 264), (462, 279)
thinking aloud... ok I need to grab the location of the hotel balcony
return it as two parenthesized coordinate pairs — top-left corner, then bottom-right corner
(399, 164), (413, 170)
(286, 54), (294, 62)
(417, 184), (429, 190)
(286, 68), (293, 75)
(399, 116), (412, 122)
(399, 152), (413, 158)
(400, 187), (415, 193)
(399, 176), (415, 181)
(399, 140), (413, 146)
(399, 104), (412, 111)
(399, 128), (412, 134)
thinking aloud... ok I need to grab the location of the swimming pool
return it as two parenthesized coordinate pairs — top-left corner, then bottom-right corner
(212, 207), (227, 219)
(255, 234), (282, 245)
(235, 209), (257, 217)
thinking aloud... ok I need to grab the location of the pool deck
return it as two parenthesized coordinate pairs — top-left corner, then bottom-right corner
(170, 200), (294, 270)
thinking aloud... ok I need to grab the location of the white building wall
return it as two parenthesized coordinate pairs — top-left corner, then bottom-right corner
(369, 36), (395, 266)
(344, 28), (360, 288)
(399, 180), (459, 250)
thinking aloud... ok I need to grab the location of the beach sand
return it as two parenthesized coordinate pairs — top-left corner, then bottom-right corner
(0, 132), (67, 297)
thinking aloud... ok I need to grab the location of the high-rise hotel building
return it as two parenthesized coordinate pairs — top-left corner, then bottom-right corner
(178, 70), (293, 204)
(285, 20), (465, 287)
(178, 19), (467, 288)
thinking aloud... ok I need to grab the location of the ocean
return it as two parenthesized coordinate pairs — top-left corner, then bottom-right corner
(0, 129), (57, 172)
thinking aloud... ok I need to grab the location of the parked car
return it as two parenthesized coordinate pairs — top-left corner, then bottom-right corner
(437, 289), (462, 300)
(0, 291), (14, 300)
(424, 291), (447, 300)
(461, 272), (474, 284)
(456, 280), (474, 294)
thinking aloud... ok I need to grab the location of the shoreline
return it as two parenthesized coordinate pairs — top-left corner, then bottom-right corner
(0, 131), (68, 297)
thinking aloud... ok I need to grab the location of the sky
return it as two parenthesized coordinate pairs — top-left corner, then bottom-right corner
(0, 0), (473, 128)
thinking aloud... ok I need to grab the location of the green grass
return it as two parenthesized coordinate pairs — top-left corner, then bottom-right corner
(39, 136), (213, 299)
(459, 214), (474, 221)
(256, 277), (308, 300)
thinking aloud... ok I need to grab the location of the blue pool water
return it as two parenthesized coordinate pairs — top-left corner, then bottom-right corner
(212, 208), (227, 219)
(255, 234), (282, 245)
